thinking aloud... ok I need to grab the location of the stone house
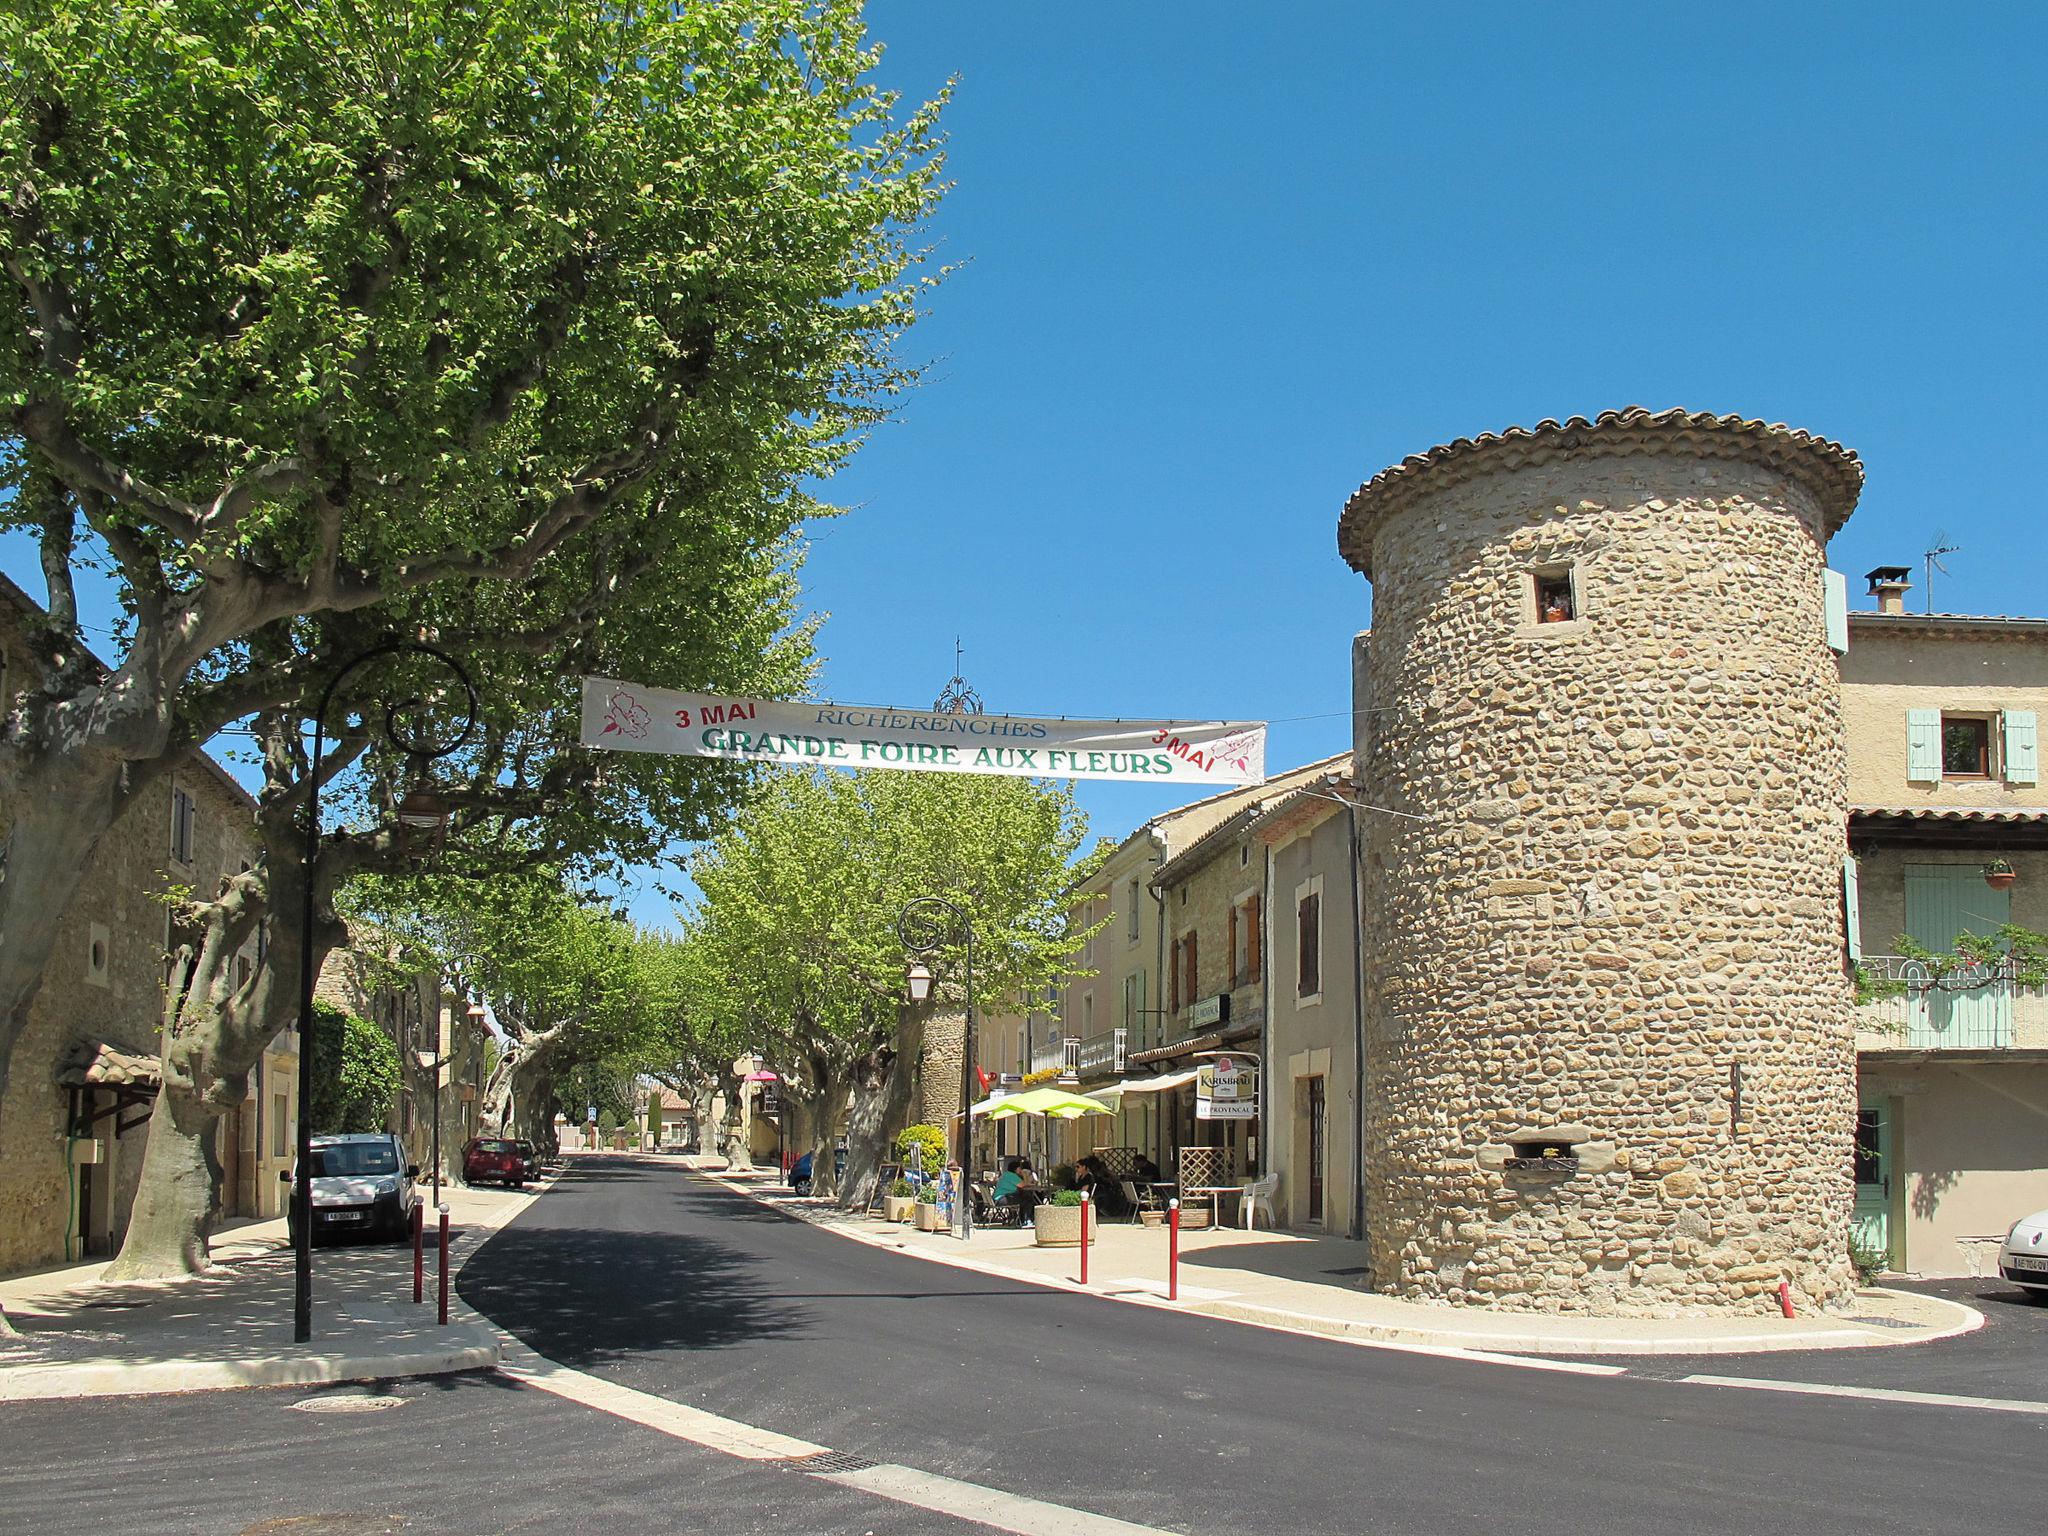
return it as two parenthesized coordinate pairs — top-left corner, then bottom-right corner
(0, 576), (282, 1270)
(1842, 573), (2048, 1275)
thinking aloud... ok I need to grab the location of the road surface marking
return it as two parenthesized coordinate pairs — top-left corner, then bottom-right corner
(1684, 1374), (2048, 1417)
(818, 1462), (1175, 1536)
(496, 1339), (1180, 1533)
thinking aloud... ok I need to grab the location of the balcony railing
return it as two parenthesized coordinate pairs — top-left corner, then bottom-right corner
(1075, 1028), (1127, 1079)
(1029, 1036), (1073, 1076)
(1855, 953), (2016, 1050)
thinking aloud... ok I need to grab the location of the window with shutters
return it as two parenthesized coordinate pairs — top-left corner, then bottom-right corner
(1941, 714), (1992, 778)
(2002, 710), (2040, 786)
(1181, 931), (1199, 1012)
(1295, 875), (1323, 1004)
(1126, 879), (1140, 942)
(170, 786), (196, 864)
(1168, 938), (1181, 1014)
(1230, 892), (1260, 986)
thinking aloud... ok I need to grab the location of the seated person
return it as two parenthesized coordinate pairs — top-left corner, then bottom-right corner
(992, 1158), (1043, 1219)
(1075, 1155), (1134, 1219)
(1132, 1152), (1162, 1184)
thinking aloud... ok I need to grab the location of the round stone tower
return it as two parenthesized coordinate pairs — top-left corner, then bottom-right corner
(1338, 408), (1864, 1315)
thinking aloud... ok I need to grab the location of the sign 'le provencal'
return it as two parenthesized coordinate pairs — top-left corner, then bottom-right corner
(580, 678), (1267, 786)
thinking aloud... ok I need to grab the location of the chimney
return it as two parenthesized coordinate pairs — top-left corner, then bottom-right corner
(1865, 566), (1913, 616)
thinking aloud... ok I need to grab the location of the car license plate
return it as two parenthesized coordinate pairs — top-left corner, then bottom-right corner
(323, 1210), (365, 1222)
(2009, 1253), (2048, 1272)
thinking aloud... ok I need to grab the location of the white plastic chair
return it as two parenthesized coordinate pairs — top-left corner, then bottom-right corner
(1240, 1171), (1280, 1229)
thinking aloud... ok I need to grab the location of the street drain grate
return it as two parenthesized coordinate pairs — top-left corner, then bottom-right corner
(290, 1393), (407, 1414)
(1847, 1315), (1920, 1329)
(790, 1450), (880, 1474)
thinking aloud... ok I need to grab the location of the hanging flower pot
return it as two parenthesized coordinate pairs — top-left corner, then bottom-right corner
(1985, 859), (2018, 891)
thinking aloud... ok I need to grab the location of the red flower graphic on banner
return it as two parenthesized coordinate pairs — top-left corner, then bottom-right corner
(601, 688), (652, 740)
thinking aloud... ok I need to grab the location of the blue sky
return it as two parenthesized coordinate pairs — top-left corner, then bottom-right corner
(8, 4), (2045, 930)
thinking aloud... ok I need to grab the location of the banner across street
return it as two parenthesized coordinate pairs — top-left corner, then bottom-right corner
(580, 677), (1266, 786)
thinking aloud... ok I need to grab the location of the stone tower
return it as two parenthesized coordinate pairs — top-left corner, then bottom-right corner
(1337, 408), (1864, 1315)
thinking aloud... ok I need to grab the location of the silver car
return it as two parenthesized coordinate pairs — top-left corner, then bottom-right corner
(1999, 1208), (2048, 1293)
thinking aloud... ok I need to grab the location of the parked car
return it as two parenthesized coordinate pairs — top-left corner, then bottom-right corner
(513, 1140), (541, 1180)
(789, 1147), (846, 1196)
(283, 1133), (419, 1245)
(2000, 1208), (2048, 1294)
(463, 1136), (529, 1188)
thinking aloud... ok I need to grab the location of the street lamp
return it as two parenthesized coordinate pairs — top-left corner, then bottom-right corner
(898, 896), (975, 1241)
(295, 640), (477, 1343)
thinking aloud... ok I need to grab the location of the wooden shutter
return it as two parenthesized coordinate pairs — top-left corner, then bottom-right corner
(1226, 905), (1239, 988)
(1842, 855), (1862, 963)
(1905, 708), (1941, 783)
(1185, 932), (1198, 1006)
(1247, 894), (1262, 981)
(1298, 892), (1320, 997)
(2004, 710), (2040, 786)
(1168, 938), (1181, 1013)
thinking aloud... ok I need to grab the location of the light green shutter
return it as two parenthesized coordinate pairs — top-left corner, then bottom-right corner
(1906, 708), (1941, 782)
(2004, 710), (2039, 786)
(1823, 569), (1849, 654)
(1842, 855), (1862, 963)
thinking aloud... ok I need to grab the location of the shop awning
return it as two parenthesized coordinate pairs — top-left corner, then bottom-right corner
(1109, 1067), (1200, 1094)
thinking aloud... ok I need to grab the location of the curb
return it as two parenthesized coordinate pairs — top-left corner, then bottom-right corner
(0, 1163), (567, 1401)
(693, 1166), (1986, 1359)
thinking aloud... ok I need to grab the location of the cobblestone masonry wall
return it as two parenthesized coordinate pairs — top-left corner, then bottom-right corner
(1345, 422), (1861, 1314)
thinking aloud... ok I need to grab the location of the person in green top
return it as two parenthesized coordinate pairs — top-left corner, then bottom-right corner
(991, 1158), (1043, 1223)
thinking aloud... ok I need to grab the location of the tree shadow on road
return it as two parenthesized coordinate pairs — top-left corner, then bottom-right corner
(458, 1224), (804, 1365)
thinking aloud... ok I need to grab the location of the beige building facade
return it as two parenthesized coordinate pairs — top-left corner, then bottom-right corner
(1842, 595), (2048, 1277)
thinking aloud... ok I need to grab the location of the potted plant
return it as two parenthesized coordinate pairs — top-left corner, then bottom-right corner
(1986, 858), (2018, 891)
(884, 1178), (917, 1224)
(1033, 1189), (1096, 1248)
(914, 1184), (949, 1232)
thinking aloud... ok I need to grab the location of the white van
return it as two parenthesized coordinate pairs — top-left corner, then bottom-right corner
(284, 1132), (420, 1244)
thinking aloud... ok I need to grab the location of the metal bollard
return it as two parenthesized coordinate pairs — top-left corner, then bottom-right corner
(1168, 1198), (1180, 1301)
(437, 1204), (451, 1326)
(1079, 1189), (1091, 1286)
(411, 1202), (424, 1305)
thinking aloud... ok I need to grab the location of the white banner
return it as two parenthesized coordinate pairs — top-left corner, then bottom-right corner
(581, 678), (1265, 786)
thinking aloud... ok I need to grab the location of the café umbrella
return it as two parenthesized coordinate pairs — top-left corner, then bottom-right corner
(974, 1086), (1115, 1120)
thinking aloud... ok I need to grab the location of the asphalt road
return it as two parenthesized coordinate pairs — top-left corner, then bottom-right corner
(452, 1158), (2048, 1536)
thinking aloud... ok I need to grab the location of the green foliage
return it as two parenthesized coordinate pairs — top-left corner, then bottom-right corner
(1847, 1227), (1891, 1285)
(306, 1001), (401, 1135)
(915, 1182), (940, 1205)
(895, 1123), (946, 1178)
(1047, 1162), (1077, 1191)
(1049, 1189), (1084, 1208)
(1892, 924), (2048, 991)
(888, 1178), (914, 1199)
(1852, 964), (1907, 1007)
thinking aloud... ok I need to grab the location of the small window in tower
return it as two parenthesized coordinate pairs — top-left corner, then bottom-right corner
(1941, 714), (1992, 778)
(1532, 567), (1576, 624)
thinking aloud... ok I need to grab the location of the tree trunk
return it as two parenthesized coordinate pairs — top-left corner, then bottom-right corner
(691, 1083), (716, 1153)
(840, 1006), (925, 1211)
(101, 1084), (225, 1279)
(803, 1064), (847, 1201)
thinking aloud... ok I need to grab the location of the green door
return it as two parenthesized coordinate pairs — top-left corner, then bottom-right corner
(1852, 1096), (1894, 1264)
(1902, 864), (2013, 1048)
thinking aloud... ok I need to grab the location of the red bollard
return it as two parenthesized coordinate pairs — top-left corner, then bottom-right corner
(1079, 1190), (1091, 1286)
(411, 1202), (424, 1304)
(437, 1204), (451, 1326)
(1168, 1199), (1180, 1301)
(1777, 1280), (1796, 1318)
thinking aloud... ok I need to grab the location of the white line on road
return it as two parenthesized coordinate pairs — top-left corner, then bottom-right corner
(495, 1338), (1182, 1533)
(1684, 1374), (2048, 1417)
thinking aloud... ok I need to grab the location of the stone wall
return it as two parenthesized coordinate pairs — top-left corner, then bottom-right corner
(1342, 414), (1863, 1314)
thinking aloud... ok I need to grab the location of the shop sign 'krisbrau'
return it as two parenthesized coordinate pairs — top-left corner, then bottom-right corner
(1196, 1057), (1259, 1122)
(580, 678), (1267, 787)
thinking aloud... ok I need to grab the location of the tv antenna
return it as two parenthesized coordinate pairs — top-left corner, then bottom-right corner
(1923, 535), (1961, 614)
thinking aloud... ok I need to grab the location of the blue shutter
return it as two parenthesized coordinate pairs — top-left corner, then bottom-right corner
(2004, 710), (2039, 786)
(1843, 855), (1862, 963)
(1823, 569), (1849, 654)
(1906, 709), (1941, 783)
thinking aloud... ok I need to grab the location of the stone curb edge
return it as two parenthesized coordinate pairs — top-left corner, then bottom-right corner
(0, 1165), (569, 1401)
(693, 1166), (1986, 1359)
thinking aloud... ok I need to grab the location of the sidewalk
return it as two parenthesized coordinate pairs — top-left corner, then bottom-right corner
(692, 1161), (1982, 1357)
(0, 1173), (549, 1401)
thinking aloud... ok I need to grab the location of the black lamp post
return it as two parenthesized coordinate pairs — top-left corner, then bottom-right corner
(899, 895), (975, 1241)
(294, 641), (477, 1343)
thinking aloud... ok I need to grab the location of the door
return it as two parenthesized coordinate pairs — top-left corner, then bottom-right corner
(1306, 1077), (1326, 1225)
(1902, 865), (2012, 1047)
(1852, 1096), (1894, 1264)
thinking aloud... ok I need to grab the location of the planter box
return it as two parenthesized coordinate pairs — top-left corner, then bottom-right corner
(1033, 1203), (1097, 1248)
(915, 1203), (949, 1232)
(883, 1195), (916, 1223)
(1139, 1209), (1166, 1228)
(1178, 1206), (1212, 1231)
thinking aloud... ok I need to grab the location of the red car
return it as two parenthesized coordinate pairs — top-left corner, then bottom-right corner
(463, 1136), (528, 1188)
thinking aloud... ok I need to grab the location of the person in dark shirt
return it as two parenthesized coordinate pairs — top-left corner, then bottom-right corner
(1075, 1155), (1133, 1219)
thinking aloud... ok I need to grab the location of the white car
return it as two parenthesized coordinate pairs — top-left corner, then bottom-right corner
(284, 1132), (420, 1244)
(2000, 1209), (2048, 1294)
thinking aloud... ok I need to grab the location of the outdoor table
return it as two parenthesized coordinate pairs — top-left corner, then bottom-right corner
(1186, 1185), (1244, 1227)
